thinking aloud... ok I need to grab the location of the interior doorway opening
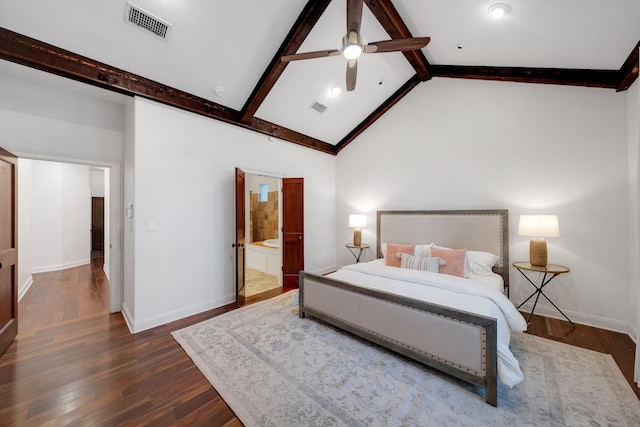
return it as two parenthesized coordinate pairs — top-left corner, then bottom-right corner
(244, 174), (282, 298)
(15, 157), (121, 314)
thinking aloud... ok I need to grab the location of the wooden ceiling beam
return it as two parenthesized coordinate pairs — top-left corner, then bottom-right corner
(364, 0), (431, 81)
(335, 74), (421, 153)
(429, 65), (620, 89)
(617, 41), (639, 92)
(239, 0), (332, 124)
(0, 27), (335, 155)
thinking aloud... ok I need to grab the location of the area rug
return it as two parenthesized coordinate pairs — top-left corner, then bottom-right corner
(172, 291), (640, 426)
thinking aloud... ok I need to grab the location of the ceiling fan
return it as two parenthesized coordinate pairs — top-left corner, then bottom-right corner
(281, 0), (430, 92)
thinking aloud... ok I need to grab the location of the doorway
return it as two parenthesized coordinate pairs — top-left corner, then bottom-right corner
(244, 174), (282, 298)
(92, 197), (105, 255)
(235, 169), (304, 306)
(16, 158), (119, 313)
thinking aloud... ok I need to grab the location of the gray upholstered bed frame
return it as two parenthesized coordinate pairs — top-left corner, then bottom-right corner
(299, 209), (509, 406)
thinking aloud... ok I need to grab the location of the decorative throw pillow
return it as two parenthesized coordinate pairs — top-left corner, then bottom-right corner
(399, 253), (445, 273)
(430, 247), (467, 277)
(467, 250), (500, 276)
(385, 243), (415, 267)
(414, 243), (434, 258)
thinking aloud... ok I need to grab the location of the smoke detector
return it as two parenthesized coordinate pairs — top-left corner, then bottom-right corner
(125, 2), (171, 39)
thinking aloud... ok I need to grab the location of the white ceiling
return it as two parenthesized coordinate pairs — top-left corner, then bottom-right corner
(1, 0), (639, 146)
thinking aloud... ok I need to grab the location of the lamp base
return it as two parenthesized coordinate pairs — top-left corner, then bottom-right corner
(529, 238), (548, 267)
(353, 229), (362, 247)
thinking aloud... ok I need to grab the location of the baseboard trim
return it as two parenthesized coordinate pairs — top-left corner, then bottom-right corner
(126, 294), (236, 334)
(515, 299), (634, 338)
(31, 258), (90, 273)
(103, 264), (110, 282)
(18, 275), (33, 302)
(121, 302), (135, 334)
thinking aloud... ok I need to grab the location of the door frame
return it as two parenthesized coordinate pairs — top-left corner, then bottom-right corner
(235, 169), (304, 303)
(13, 153), (122, 313)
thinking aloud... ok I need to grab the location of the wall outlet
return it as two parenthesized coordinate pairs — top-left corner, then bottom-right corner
(184, 286), (192, 297)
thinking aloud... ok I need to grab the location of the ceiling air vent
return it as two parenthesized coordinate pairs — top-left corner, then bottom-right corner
(126, 2), (170, 39)
(309, 101), (327, 114)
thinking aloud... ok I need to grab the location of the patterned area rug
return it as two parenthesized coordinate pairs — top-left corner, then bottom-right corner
(172, 291), (640, 426)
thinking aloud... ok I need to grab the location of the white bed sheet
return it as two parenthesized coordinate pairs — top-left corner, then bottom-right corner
(326, 261), (527, 388)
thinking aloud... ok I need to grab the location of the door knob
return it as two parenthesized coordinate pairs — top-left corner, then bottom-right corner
(298, 236), (302, 240)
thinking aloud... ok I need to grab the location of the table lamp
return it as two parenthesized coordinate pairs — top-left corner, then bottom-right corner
(518, 214), (560, 267)
(348, 214), (367, 246)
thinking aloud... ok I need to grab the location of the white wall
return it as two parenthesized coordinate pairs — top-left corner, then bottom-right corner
(30, 161), (62, 270)
(336, 77), (631, 333)
(29, 161), (91, 272)
(125, 97), (336, 332)
(90, 168), (106, 197)
(123, 97), (136, 322)
(60, 163), (91, 268)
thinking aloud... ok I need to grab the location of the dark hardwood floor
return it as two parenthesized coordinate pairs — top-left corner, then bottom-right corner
(0, 259), (637, 426)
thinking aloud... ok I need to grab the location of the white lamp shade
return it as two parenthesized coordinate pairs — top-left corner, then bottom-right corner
(518, 215), (560, 238)
(348, 214), (367, 229)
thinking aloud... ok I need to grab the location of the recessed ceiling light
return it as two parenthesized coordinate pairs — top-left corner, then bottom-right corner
(330, 86), (342, 96)
(488, 3), (511, 18)
(214, 86), (224, 97)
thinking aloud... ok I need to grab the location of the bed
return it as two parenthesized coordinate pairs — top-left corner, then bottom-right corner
(298, 209), (527, 406)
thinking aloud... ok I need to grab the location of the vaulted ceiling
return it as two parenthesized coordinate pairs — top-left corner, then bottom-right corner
(1, 0), (639, 155)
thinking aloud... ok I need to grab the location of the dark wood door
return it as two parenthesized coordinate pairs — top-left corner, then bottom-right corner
(0, 147), (18, 356)
(282, 178), (304, 291)
(91, 197), (104, 252)
(234, 168), (246, 307)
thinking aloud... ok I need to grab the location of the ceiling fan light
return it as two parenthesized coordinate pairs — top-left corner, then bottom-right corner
(343, 44), (363, 60)
(488, 3), (511, 18)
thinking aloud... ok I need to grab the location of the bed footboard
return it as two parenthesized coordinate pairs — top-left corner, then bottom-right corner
(299, 271), (498, 406)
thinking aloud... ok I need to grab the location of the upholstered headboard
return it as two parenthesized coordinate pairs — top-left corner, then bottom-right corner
(376, 209), (509, 291)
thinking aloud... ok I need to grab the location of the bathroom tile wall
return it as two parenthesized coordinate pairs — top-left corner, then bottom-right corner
(250, 191), (279, 242)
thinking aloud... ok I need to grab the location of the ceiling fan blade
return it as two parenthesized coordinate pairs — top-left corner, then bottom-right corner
(346, 59), (357, 91)
(347, 0), (364, 34)
(281, 49), (342, 62)
(363, 37), (431, 54)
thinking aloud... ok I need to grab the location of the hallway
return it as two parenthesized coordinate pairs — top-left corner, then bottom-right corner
(18, 257), (108, 331)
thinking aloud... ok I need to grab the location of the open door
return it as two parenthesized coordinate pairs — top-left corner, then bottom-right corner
(282, 178), (304, 292)
(0, 147), (18, 356)
(234, 168), (246, 306)
(91, 196), (104, 252)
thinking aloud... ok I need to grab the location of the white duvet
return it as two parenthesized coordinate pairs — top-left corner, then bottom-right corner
(326, 261), (528, 388)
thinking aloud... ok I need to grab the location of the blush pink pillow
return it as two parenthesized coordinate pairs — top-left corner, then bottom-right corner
(430, 247), (467, 277)
(385, 243), (416, 267)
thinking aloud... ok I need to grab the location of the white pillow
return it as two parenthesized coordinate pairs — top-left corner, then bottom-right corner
(467, 250), (500, 276)
(414, 244), (434, 257)
(398, 253), (445, 273)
